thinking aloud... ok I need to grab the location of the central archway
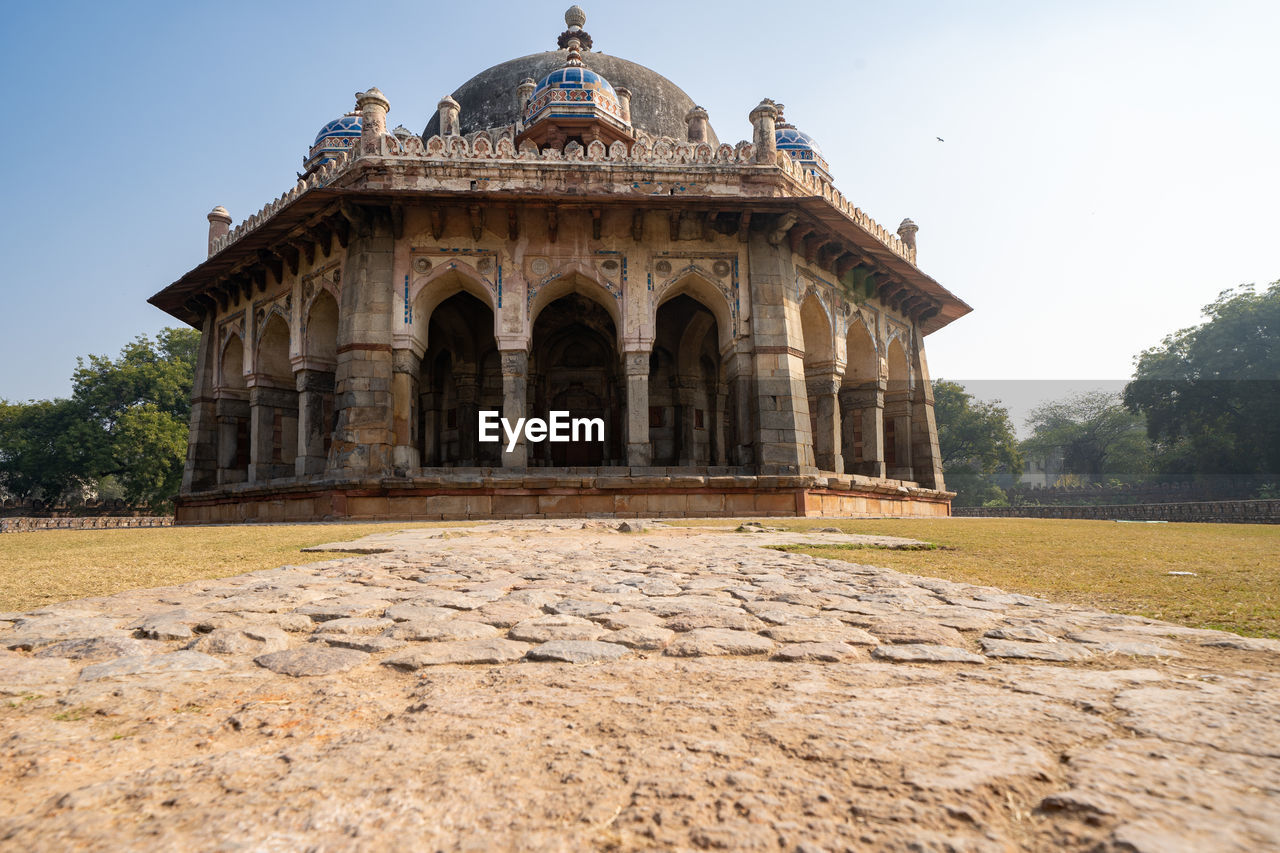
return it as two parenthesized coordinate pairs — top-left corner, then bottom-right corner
(529, 292), (623, 467)
(418, 291), (500, 467)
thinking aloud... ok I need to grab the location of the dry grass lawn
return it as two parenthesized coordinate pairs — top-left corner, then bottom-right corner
(0, 523), (453, 613)
(674, 518), (1280, 639)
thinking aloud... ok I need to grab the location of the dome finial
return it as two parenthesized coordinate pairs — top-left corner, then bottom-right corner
(558, 6), (593, 50)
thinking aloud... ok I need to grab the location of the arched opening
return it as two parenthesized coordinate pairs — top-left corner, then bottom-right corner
(840, 320), (880, 476)
(216, 334), (249, 484)
(652, 293), (727, 467)
(530, 292), (622, 467)
(884, 337), (912, 479)
(418, 291), (499, 467)
(298, 291), (338, 475)
(250, 314), (298, 480)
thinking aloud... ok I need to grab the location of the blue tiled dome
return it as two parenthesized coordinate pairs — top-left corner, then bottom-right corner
(774, 111), (832, 182)
(305, 113), (362, 171)
(532, 65), (617, 98)
(523, 62), (627, 128)
(313, 114), (362, 146)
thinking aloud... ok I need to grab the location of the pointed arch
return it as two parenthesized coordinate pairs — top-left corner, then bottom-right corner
(654, 268), (734, 351)
(303, 289), (339, 367)
(799, 291), (833, 367)
(254, 313), (292, 384)
(886, 337), (909, 394)
(411, 263), (498, 354)
(843, 316), (879, 387)
(529, 267), (622, 344)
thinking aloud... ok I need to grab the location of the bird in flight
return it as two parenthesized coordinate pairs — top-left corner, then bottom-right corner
(936, 136), (945, 142)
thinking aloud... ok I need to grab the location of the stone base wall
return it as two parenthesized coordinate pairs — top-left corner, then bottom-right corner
(175, 474), (952, 523)
(953, 500), (1279, 524)
(1, 517), (175, 534)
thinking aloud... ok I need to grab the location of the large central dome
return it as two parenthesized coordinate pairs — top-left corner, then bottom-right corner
(422, 51), (718, 145)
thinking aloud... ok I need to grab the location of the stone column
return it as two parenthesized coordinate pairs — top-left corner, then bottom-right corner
(215, 396), (249, 485)
(909, 330), (945, 490)
(500, 349), (529, 468)
(807, 372), (844, 474)
(685, 106), (709, 143)
(454, 368), (478, 466)
(329, 207), (396, 477)
(182, 313), (219, 492)
(713, 387), (729, 466)
(747, 233), (813, 473)
(295, 368), (335, 477)
(419, 388), (438, 467)
(725, 347), (755, 467)
(885, 389), (913, 481)
(623, 349), (651, 468)
(438, 95), (461, 137)
(616, 87), (632, 124)
(749, 99), (778, 165)
(840, 381), (886, 479)
(207, 207), (231, 259)
(675, 379), (698, 467)
(391, 349), (421, 472)
(248, 384), (296, 483)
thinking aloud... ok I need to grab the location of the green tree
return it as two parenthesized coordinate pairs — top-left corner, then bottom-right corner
(0, 398), (95, 500)
(932, 380), (1023, 506)
(71, 328), (200, 505)
(1023, 391), (1151, 482)
(1124, 281), (1280, 478)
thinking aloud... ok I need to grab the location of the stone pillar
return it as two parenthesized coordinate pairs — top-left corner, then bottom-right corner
(355, 88), (390, 157)
(807, 372), (844, 474)
(616, 87), (632, 125)
(623, 349), (651, 467)
(749, 99), (778, 165)
(419, 388), (438, 467)
(216, 397), (249, 485)
(438, 95), (461, 136)
(182, 313), (219, 492)
(500, 349), (529, 468)
(207, 207), (231, 258)
(675, 379), (698, 467)
(725, 347), (755, 467)
(909, 330), (945, 490)
(840, 381), (886, 479)
(329, 207), (396, 477)
(747, 234), (813, 473)
(516, 78), (537, 128)
(685, 105), (709, 143)
(295, 368), (335, 477)
(391, 349), (421, 471)
(248, 385), (297, 483)
(885, 389), (913, 481)
(454, 369), (479, 466)
(713, 387), (729, 467)
(897, 218), (918, 253)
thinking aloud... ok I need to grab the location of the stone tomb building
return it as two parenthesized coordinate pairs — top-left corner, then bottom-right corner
(150, 8), (971, 523)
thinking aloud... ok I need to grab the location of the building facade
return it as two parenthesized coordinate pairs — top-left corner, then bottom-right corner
(150, 8), (971, 523)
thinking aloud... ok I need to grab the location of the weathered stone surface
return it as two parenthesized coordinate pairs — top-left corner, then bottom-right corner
(80, 651), (226, 680)
(664, 608), (766, 632)
(867, 617), (967, 646)
(601, 626), (675, 650)
(525, 640), (630, 664)
(1201, 636), (1280, 653)
(980, 638), (1094, 662)
(388, 620), (500, 642)
(984, 625), (1060, 643)
(311, 617), (394, 636)
(872, 644), (985, 664)
(1096, 641), (1181, 658)
(773, 642), (864, 662)
(384, 638), (532, 668)
(548, 599), (619, 618)
(509, 615), (605, 643)
(761, 620), (877, 645)
(253, 646), (369, 677)
(3, 616), (123, 650)
(665, 629), (774, 657)
(383, 604), (457, 622)
(470, 602), (543, 628)
(1, 521), (1277, 852)
(33, 637), (154, 661)
(188, 626), (291, 656)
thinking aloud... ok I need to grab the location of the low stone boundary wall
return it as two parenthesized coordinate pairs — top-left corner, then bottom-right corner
(953, 499), (1279, 524)
(0, 516), (175, 533)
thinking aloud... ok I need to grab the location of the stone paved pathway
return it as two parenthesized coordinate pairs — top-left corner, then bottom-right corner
(1, 521), (1278, 851)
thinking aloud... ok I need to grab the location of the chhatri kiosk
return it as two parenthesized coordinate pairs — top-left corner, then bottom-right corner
(149, 7), (971, 523)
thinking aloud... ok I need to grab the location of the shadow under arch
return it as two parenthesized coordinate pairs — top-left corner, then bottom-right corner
(654, 269), (734, 352)
(411, 264), (498, 354)
(529, 267), (622, 346)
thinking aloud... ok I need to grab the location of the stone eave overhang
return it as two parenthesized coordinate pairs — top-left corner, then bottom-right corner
(150, 141), (971, 334)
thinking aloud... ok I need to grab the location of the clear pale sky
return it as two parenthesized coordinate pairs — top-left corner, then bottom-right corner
(1, 0), (1276, 421)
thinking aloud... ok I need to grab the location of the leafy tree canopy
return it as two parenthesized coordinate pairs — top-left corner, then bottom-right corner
(1124, 281), (1280, 476)
(932, 380), (1022, 506)
(1023, 391), (1151, 481)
